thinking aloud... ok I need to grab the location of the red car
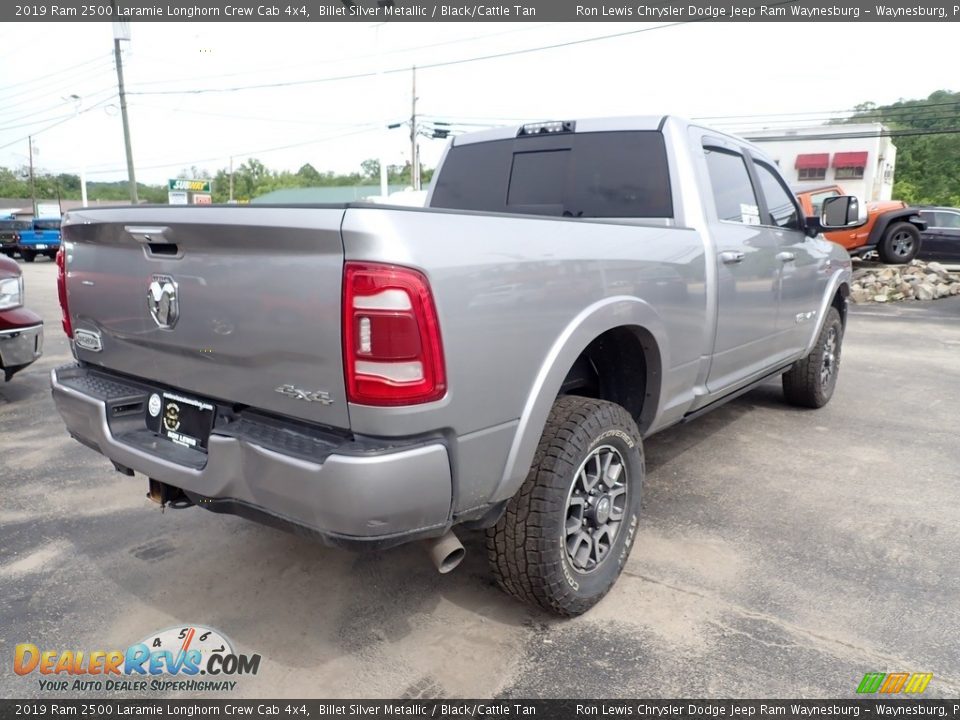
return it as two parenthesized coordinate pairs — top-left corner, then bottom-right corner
(0, 255), (43, 381)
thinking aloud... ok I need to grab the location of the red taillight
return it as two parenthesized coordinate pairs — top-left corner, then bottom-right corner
(343, 262), (446, 406)
(56, 247), (72, 338)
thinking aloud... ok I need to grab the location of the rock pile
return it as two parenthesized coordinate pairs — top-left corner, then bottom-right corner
(850, 260), (960, 304)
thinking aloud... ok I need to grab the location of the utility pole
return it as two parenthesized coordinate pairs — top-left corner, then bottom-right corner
(373, 22), (389, 199)
(28, 136), (36, 216)
(409, 65), (419, 191)
(112, 16), (138, 204)
(229, 156), (234, 202)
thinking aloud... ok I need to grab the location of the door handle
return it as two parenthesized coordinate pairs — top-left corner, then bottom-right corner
(776, 251), (796, 262)
(719, 251), (745, 264)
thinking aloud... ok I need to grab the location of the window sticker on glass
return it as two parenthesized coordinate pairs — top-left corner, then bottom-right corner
(740, 203), (760, 225)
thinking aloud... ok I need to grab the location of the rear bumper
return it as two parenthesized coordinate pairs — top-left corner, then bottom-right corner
(0, 322), (43, 378)
(18, 243), (59, 252)
(50, 364), (454, 549)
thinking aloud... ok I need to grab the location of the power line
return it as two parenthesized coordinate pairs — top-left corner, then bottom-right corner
(127, 23), (689, 97)
(80, 125), (382, 176)
(744, 127), (960, 141)
(0, 57), (115, 108)
(126, 23), (559, 90)
(716, 112), (960, 130)
(694, 99), (960, 123)
(127, 101), (386, 127)
(0, 111), (77, 133)
(0, 88), (117, 130)
(0, 54), (112, 94)
(0, 96), (117, 152)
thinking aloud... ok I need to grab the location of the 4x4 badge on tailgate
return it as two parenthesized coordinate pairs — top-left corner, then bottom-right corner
(275, 384), (334, 405)
(148, 275), (179, 329)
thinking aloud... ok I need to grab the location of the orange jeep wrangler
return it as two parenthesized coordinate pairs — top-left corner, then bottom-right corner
(795, 185), (926, 264)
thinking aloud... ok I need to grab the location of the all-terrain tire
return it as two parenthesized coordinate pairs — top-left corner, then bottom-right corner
(486, 395), (644, 616)
(20, 250), (35, 263)
(782, 306), (844, 408)
(878, 221), (920, 264)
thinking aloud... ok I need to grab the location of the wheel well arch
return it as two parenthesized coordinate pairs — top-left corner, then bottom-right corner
(832, 282), (849, 328)
(557, 325), (662, 435)
(867, 210), (925, 246)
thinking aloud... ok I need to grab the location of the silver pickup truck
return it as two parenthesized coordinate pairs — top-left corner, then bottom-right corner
(51, 116), (863, 615)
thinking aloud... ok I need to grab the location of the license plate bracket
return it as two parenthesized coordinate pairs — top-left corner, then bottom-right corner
(147, 391), (215, 450)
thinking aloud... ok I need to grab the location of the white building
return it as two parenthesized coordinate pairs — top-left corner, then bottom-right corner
(743, 123), (897, 203)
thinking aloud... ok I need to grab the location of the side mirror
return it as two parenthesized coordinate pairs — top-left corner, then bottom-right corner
(820, 195), (867, 229)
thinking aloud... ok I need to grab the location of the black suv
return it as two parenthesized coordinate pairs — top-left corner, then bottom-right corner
(917, 207), (960, 263)
(0, 218), (31, 258)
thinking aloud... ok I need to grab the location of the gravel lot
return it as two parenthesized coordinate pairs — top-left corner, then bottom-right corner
(2, 259), (959, 699)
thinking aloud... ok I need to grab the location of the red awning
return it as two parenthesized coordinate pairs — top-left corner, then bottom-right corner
(795, 153), (829, 170)
(833, 151), (868, 168)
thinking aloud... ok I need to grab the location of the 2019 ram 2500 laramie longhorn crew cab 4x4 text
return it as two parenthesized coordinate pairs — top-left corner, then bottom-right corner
(51, 116), (863, 615)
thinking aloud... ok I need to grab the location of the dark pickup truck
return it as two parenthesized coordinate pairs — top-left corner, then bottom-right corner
(0, 218), (31, 259)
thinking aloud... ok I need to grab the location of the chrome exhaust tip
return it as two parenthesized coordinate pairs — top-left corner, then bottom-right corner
(425, 530), (465, 574)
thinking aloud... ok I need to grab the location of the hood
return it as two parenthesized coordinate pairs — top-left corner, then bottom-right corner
(868, 199), (908, 213)
(0, 255), (20, 278)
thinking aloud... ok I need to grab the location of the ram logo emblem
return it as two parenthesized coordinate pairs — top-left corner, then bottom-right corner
(148, 275), (179, 329)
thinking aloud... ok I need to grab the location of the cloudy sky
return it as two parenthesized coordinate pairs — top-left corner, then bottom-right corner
(0, 21), (956, 185)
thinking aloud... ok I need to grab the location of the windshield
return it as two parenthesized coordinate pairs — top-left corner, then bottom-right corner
(33, 219), (62, 231)
(0, 220), (31, 231)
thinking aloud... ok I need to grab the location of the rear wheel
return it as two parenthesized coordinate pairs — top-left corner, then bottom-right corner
(486, 396), (643, 616)
(878, 222), (919, 264)
(782, 306), (843, 408)
(20, 250), (35, 263)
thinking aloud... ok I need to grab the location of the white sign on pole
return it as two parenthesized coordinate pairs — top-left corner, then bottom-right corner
(168, 192), (189, 205)
(36, 203), (61, 218)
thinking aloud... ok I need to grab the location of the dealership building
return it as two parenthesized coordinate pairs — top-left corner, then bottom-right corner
(744, 123), (897, 203)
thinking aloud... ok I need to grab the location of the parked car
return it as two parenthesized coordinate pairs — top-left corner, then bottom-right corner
(18, 217), (62, 262)
(795, 185), (926, 264)
(916, 207), (960, 263)
(0, 255), (43, 381)
(51, 116), (861, 616)
(0, 218), (31, 258)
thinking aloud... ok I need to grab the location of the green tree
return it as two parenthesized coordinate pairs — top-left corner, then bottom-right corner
(842, 90), (960, 205)
(296, 163), (322, 184)
(360, 158), (380, 181)
(0, 157), (436, 205)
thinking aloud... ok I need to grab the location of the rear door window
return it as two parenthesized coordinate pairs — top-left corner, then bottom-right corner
(430, 130), (673, 219)
(929, 211), (960, 229)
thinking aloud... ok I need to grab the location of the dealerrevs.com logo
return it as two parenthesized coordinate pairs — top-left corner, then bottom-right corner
(15, 625), (261, 693)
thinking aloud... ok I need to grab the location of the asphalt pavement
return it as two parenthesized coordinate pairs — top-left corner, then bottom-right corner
(2, 258), (958, 699)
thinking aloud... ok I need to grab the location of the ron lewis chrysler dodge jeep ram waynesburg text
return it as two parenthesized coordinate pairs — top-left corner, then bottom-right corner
(51, 117), (863, 615)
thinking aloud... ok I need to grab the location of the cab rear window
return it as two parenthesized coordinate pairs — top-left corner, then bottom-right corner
(431, 131), (673, 219)
(0, 220), (30, 231)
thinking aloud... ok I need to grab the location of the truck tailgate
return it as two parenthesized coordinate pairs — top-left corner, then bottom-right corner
(62, 206), (350, 429)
